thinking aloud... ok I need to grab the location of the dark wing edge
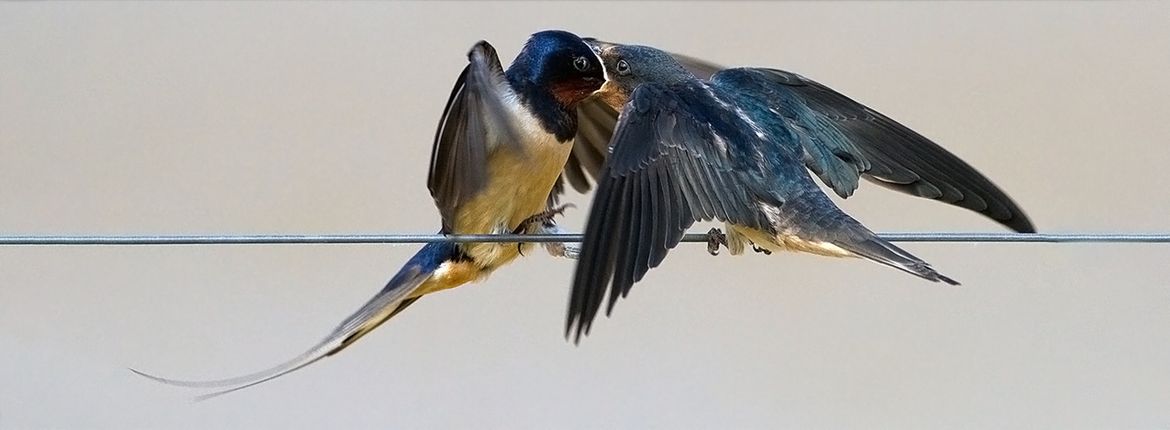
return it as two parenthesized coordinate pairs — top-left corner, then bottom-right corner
(751, 68), (1035, 233)
(565, 83), (768, 342)
(427, 41), (519, 230)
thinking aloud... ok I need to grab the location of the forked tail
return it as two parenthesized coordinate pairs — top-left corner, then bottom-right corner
(130, 241), (461, 400)
(836, 234), (959, 285)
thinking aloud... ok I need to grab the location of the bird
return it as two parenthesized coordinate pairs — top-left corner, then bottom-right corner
(565, 43), (1032, 341)
(568, 38), (1034, 234)
(131, 29), (606, 399)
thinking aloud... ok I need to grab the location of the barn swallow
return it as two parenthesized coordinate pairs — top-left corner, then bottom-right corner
(132, 30), (605, 398)
(565, 43), (1027, 341)
(569, 38), (1034, 233)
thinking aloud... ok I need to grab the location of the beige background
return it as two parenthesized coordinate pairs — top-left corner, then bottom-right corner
(3, 2), (1170, 429)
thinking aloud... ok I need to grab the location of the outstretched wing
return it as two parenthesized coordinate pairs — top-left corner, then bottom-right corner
(131, 255), (435, 400)
(566, 82), (773, 342)
(559, 39), (725, 196)
(718, 68), (1035, 233)
(428, 41), (521, 231)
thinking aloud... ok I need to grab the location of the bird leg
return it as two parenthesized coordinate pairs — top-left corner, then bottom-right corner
(752, 244), (772, 255)
(706, 227), (727, 256)
(513, 203), (575, 234)
(513, 203), (576, 256)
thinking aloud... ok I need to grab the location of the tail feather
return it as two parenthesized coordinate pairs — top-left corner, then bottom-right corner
(836, 235), (959, 286)
(776, 194), (959, 285)
(130, 241), (459, 399)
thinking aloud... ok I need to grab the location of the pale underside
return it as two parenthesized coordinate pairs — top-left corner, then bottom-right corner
(724, 200), (855, 258)
(419, 102), (575, 296)
(726, 223), (854, 258)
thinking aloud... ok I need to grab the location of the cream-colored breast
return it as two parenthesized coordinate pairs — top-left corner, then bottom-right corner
(451, 108), (575, 270)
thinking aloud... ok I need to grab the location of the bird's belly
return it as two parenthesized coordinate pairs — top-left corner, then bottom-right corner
(728, 224), (854, 258)
(452, 138), (573, 270)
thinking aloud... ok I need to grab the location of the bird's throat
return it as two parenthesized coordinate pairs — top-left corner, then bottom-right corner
(596, 81), (629, 111)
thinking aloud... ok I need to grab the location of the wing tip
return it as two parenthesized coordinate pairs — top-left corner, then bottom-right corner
(564, 317), (589, 345)
(1005, 214), (1037, 234)
(468, 40), (495, 59)
(935, 272), (961, 286)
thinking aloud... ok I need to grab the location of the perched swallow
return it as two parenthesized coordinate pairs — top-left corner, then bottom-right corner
(565, 43), (1029, 340)
(569, 38), (1034, 233)
(132, 30), (605, 398)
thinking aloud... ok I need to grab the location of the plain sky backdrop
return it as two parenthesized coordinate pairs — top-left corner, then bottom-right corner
(2, 2), (1170, 429)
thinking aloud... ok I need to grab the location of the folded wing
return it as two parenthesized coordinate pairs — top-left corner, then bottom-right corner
(428, 41), (521, 230)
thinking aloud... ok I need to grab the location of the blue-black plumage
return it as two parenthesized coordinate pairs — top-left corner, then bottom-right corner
(566, 44), (979, 341)
(573, 38), (1034, 233)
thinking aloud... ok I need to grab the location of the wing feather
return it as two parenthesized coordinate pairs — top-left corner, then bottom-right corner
(720, 68), (1034, 232)
(427, 41), (520, 230)
(566, 83), (772, 341)
(559, 41), (725, 198)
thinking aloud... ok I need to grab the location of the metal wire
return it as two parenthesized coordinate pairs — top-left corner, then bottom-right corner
(1, 232), (1169, 246)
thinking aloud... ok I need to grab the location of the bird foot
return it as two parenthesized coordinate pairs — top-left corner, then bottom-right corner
(513, 203), (576, 234)
(514, 204), (576, 256)
(706, 227), (727, 256)
(751, 244), (772, 255)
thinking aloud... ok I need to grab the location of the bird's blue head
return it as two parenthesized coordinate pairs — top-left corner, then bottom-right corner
(593, 44), (693, 110)
(506, 30), (605, 109)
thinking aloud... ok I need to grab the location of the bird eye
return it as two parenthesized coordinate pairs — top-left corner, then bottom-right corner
(615, 59), (631, 76)
(573, 56), (590, 72)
